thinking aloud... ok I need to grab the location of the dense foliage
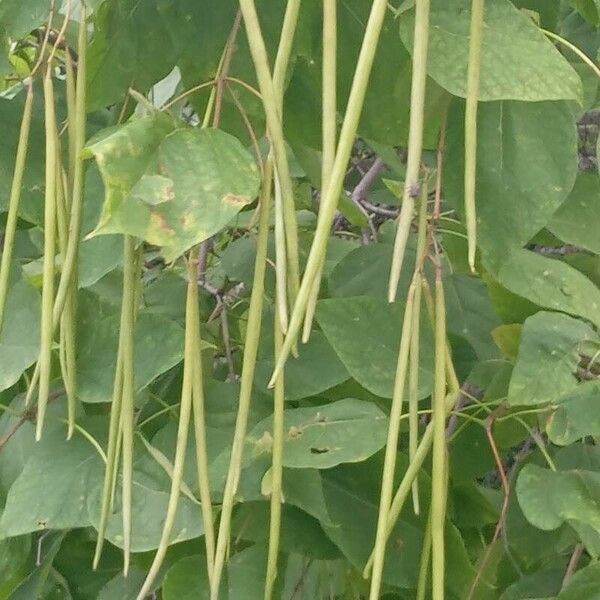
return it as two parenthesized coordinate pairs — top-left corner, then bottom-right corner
(0, 1), (599, 599)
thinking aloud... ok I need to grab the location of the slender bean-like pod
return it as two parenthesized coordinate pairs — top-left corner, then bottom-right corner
(0, 84), (33, 333)
(431, 269), (448, 600)
(25, 11), (88, 408)
(36, 72), (59, 441)
(93, 345), (124, 569)
(464, 0), (485, 272)
(269, 0), (388, 387)
(210, 162), (273, 599)
(50, 8), (87, 330)
(65, 51), (77, 197)
(416, 509), (433, 600)
(191, 256), (216, 578)
(239, 0), (300, 309)
(55, 161), (77, 438)
(388, 0), (431, 302)
(368, 281), (417, 600)
(136, 255), (200, 600)
(119, 235), (138, 576)
(409, 184), (430, 515)
(274, 175), (289, 333)
(264, 311), (285, 599)
(303, 0), (337, 343)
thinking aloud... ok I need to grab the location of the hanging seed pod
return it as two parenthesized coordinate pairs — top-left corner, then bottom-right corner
(0, 84), (34, 334)
(36, 70), (59, 441)
(464, 0), (485, 273)
(388, 0), (431, 302)
(303, 0), (337, 344)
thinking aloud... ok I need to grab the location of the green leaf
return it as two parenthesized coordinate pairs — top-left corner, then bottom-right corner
(0, 536), (31, 599)
(546, 381), (600, 445)
(248, 398), (388, 469)
(96, 568), (147, 600)
(445, 101), (578, 268)
(316, 296), (434, 399)
(162, 555), (215, 600)
(0, 278), (40, 392)
(496, 249), (600, 329)
(77, 310), (184, 403)
(516, 464), (600, 548)
(255, 328), (349, 401)
(508, 311), (597, 406)
(444, 274), (501, 360)
(557, 562), (600, 599)
(0, 425), (103, 537)
(549, 173), (600, 254)
(87, 116), (260, 260)
(91, 469), (204, 552)
(0, 0), (50, 39)
(492, 324), (522, 361)
(400, 0), (582, 101)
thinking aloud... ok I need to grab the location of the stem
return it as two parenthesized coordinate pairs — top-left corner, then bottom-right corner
(269, 0), (388, 387)
(264, 311), (285, 599)
(388, 0), (431, 302)
(303, 0), (337, 343)
(136, 255), (199, 600)
(0, 84), (33, 334)
(210, 161), (273, 599)
(36, 72), (58, 441)
(368, 281), (416, 600)
(542, 29), (600, 81)
(464, 0), (485, 272)
(431, 269), (448, 600)
(119, 235), (138, 576)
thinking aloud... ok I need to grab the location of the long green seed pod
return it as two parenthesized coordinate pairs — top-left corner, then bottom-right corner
(136, 254), (200, 600)
(268, 0), (388, 387)
(464, 0), (485, 272)
(264, 310), (285, 599)
(119, 235), (138, 576)
(274, 174), (289, 333)
(303, 0), (337, 343)
(190, 254), (216, 579)
(50, 8), (87, 329)
(0, 84), (34, 334)
(431, 268), (448, 600)
(93, 344), (124, 569)
(65, 50), (77, 198)
(210, 162), (273, 599)
(388, 0), (431, 302)
(24, 10), (88, 409)
(239, 0), (300, 310)
(36, 72), (59, 441)
(368, 281), (417, 600)
(409, 184), (430, 515)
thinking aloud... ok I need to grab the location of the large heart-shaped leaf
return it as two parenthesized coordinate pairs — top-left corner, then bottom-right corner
(316, 296), (434, 399)
(247, 398), (388, 469)
(508, 311), (598, 406)
(445, 100), (578, 269)
(400, 0), (582, 101)
(86, 114), (260, 260)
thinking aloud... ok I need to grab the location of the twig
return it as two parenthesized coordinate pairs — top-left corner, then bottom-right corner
(561, 544), (584, 590)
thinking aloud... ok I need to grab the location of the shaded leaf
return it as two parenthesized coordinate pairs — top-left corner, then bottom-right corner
(316, 296), (434, 399)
